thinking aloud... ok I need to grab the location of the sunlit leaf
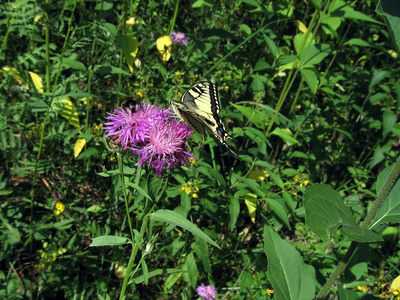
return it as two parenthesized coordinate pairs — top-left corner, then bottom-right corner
(244, 193), (257, 223)
(52, 98), (80, 129)
(74, 138), (86, 158)
(28, 71), (43, 93)
(156, 36), (172, 62)
(117, 34), (139, 72)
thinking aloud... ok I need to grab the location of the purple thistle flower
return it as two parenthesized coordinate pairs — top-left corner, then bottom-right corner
(132, 120), (194, 177)
(196, 284), (217, 300)
(171, 31), (189, 46)
(103, 101), (170, 148)
(104, 101), (193, 177)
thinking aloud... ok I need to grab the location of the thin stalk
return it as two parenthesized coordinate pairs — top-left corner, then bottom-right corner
(29, 0), (77, 249)
(204, 20), (286, 79)
(168, 0), (179, 34)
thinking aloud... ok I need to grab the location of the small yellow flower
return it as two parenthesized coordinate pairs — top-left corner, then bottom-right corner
(179, 182), (199, 198)
(189, 157), (196, 165)
(266, 289), (274, 296)
(53, 201), (65, 217)
(357, 285), (368, 293)
(293, 174), (309, 187)
(136, 91), (144, 98)
(175, 71), (185, 76)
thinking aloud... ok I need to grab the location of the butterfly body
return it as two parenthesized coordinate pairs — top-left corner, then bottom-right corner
(171, 82), (238, 158)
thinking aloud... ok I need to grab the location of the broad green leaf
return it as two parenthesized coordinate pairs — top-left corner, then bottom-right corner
(192, 0), (214, 8)
(126, 182), (153, 202)
(150, 209), (221, 249)
(270, 127), (299, 145)
(117, 34), (139, 71)
(264, 226), (316, 299)
(142, 260), (149, 284)
(376, 0), (400, 52)
(239, 24), (251, 35)
(183, 252), (198, 289)
(304, 184), (356, 241)
(192, 238), (211, 274)
(250, 73), (267, 96)
(267, 170), (284, 189)
(344, 244), (370, 281)
(76, 147), (99, 159)
(341, 224), (382, 242)
(382, 109), (397, 138)
(90, 235), (130, 247)
(62, 58), (86, 71)
(342, 8), (383, 25)
(240, 271), (253, 294)
(231, 103), (265, 129)
(229, 197), (240, 230)
(253, 59), (271, 72)
(266, 198), (290, 228)
(370, 164), (400, 229)
(369, 69), (391, 90)
(52, 98), (80, 129)
(300, 67), (318, 94)
(344, 38), (374, 47)
(95, 65), (131, 75)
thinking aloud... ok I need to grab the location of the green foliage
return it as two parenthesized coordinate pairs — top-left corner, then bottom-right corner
(1, 0), (400, 299)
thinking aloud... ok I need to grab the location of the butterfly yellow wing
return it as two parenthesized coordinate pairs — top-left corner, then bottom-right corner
(171, 82), (238, 158)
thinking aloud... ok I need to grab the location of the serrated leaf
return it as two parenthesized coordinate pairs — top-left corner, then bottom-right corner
(90, 235), (130, 247)
(304, 184), (356, 241)
(52, 98), (80, 129)
(264, 226), (316, 299)
(150, 209), (220, 249)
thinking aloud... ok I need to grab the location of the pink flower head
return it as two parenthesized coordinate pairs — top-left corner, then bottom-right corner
(171, 31), (189, 46)
(104, 101), (194, 177)
(132, 120), (193, 177)
(196, 284), (217, 300)
(104, 101), (170, 148)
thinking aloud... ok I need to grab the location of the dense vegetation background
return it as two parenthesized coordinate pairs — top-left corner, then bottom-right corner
(1, 0), (400, 299)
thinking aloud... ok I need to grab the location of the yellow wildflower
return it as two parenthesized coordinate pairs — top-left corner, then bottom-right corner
(53, 201), (65, 217)
(136, 91), (144, 98)
(179, 182), (199, 198)
(266, 289), (274, 296)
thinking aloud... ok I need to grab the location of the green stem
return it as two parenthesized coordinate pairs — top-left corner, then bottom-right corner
(169, 0), (180, 34)
(317, 155), (400, 299)
(203, 19), (286, 79)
